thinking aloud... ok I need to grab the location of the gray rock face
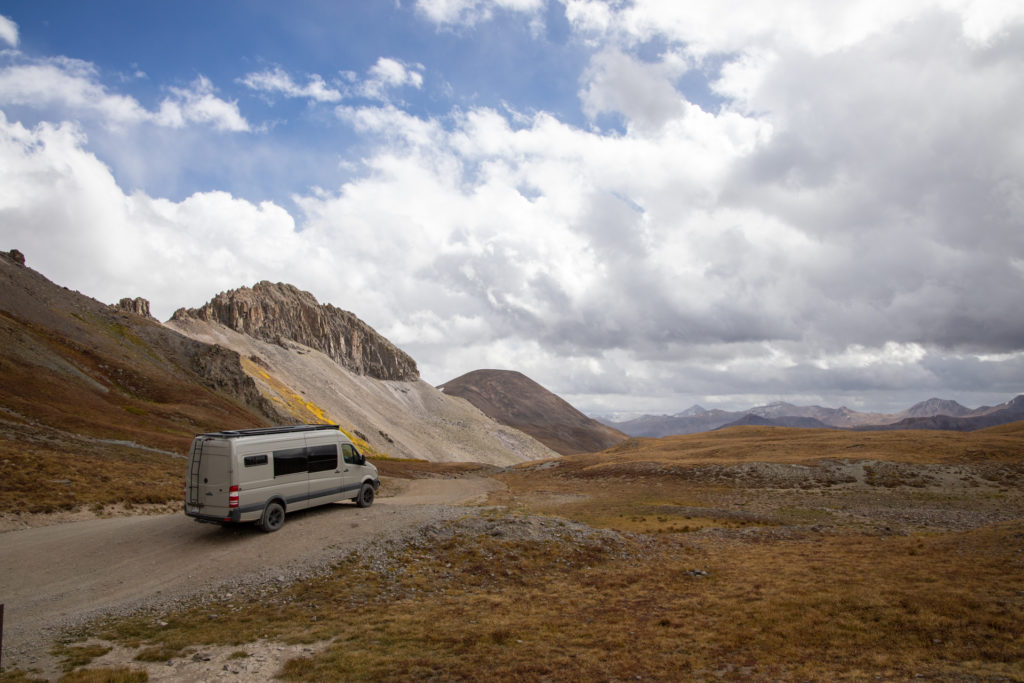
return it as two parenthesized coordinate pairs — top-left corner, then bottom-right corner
(172, 281), (419, 382)
(115, 297), (155, 319)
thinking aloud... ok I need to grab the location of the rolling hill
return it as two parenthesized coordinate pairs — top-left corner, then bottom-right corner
(437, 369), (628, 454)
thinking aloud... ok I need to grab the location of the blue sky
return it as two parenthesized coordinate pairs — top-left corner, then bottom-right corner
(2, 0), (1023, 416)
(4, 1), (591, 204)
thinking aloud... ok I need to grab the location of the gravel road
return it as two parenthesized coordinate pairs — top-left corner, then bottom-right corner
(0, 476), (501, 675)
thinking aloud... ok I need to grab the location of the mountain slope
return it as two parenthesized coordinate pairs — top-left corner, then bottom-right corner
(0, 249), (283, 451)
(716, 414), (832, 430)
(168, 296), (557, 466)
(0, 249), (292, 512)
(437, 369), (628, 455)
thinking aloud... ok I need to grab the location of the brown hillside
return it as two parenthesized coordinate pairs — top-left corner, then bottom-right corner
(438, 369), (627, 454)
(0, 250), (288, 512)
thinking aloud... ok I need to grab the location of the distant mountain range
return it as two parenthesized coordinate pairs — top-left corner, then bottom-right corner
(601, 396), (1024, 436)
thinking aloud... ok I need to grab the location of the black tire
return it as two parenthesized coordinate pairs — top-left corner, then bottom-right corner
(355, 482), (375, 508)
(258, 501), (285, 532)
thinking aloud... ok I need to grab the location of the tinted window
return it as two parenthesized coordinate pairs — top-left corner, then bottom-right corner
(244, 454), (268, 467)
(308, 444), (337, 473)
(341, 443), (360, 465)
(273, 447), (307, 477)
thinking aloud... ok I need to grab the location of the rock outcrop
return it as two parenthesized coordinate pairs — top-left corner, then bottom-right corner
(114, 297), (156, 319)
(172, 281), (418, 382)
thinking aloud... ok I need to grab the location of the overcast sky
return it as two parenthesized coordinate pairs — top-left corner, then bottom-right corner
(1, 1), (1022, 417)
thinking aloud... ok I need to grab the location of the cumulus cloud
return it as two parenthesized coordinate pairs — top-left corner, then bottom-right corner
(239, 67), (342, 102)
(2, 1), (1022, 414)
(0, 57), (150, 125)
(416, 0), (544, 26)
(156, 76), (250, 131)
(579, 48), (688, 132)
(0, 14), (18, 47)
(0, 55), (248, 131)
(0, 112), (318, 311)
(350, 57), (425, 101)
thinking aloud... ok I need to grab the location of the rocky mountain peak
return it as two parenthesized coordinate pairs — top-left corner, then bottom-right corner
(904, 397), (970, 418)
(674, 405), (707, 418)
(171, 281), (419, 382)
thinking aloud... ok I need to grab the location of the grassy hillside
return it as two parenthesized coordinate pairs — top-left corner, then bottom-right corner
(38, 424), (1024, 681)
(0, 254), (285, 514)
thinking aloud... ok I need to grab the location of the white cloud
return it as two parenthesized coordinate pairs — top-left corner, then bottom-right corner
(239, 67), (342, 103)
(0, 58), (150, 126)
(416, 0), (544, 26)
(358, 58), (424, 101)
(0, 112), (316, 314)
(567, 0), (1024, 56)
(0, 56), (249, 132)
(0, 14), (19, 47)
(156, 76), (250, 132)
(579, 48), (688, 132)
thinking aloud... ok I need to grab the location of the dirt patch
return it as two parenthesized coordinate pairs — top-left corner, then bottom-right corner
(75, 640), (332, 682)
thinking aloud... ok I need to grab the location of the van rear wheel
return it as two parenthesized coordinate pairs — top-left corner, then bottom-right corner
(355, 482), (375, 508)
(258, 501), (285, 532)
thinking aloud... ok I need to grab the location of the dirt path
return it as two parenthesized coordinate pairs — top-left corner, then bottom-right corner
(0, 476), (502, 676)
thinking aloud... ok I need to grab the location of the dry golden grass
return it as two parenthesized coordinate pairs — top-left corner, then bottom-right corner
(0, 436), (183, 514)
(568, 423), (1024, 469)
(40, 424), (1024, 681)
(73, 512), (1024, 681)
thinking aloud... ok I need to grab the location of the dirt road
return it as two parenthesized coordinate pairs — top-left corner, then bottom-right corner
(0, 476), (501, 674)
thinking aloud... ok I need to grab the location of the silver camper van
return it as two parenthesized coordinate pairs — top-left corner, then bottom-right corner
(185, 424), (379, 532)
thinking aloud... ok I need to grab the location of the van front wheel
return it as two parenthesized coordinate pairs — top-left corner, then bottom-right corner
(258, 502), (285, 532)
(355, 483), (375, 508)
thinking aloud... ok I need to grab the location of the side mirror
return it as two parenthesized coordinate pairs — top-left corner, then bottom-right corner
(358, 454), (366, 465)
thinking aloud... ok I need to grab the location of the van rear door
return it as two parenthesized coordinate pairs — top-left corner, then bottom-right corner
(188, 438), (232, 517)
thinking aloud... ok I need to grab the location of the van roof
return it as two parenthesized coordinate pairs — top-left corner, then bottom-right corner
(197, 424), (341, 439)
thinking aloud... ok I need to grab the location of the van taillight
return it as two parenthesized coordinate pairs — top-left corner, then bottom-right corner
(229, 485), (239, 508)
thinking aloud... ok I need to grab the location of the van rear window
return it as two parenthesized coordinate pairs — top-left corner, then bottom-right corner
(244, 454), (268, 467)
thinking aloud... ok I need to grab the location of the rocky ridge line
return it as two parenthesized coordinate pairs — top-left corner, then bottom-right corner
(172, 281), (419, 382)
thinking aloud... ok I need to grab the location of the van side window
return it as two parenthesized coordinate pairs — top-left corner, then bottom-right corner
(273, 447), (307, 477)
(342, 443), (360, 465)
(308, 444), (338, 473)
(244, 454), (268, 467)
